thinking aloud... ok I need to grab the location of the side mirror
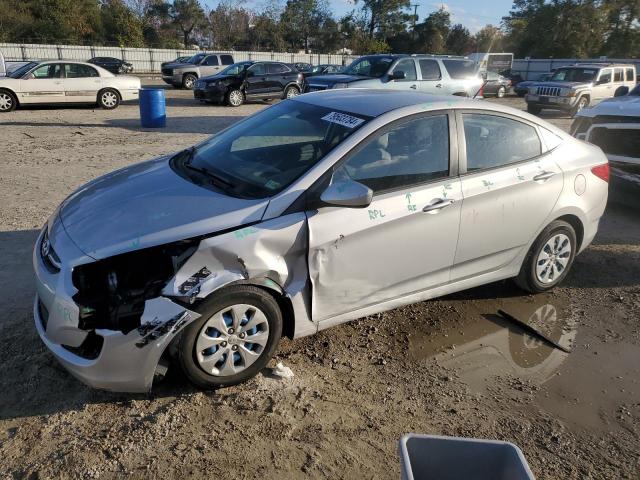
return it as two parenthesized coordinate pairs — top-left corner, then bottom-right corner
(389, 70), (406, 81)
(614, 86), (629, 97)
(320, 180), (373, 208)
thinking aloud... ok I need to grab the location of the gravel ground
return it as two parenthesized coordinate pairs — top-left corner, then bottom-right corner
(0, 86), (638, 479)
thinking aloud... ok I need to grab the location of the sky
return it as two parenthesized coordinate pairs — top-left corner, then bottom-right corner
(202, 0), (515, 34)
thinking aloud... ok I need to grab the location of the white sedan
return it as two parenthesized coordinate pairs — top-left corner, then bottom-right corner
(0, 60), (140, 112)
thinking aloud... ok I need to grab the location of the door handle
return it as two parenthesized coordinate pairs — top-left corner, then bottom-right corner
(533, 171), (556, 182)
(422, 198), (455, 213)
(435, 84), (443, 88)
(410, 84), (417, 89)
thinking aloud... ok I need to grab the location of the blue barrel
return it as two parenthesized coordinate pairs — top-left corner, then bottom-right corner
(139, 88), (166, 128)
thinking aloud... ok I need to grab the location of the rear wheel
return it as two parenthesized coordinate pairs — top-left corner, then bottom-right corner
(177, 285), (282, 389)
(0, 90), (17, 112)
(98, 89), (120, 109)
(515, 220), (577, 293)
(182, 74), (197, 90)
(527, 103), (541, 115)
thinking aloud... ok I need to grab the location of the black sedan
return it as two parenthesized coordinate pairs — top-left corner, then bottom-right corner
(483, 71), (511, 98)
(88, 57), (133, 75)
(193, 61), (304, 107)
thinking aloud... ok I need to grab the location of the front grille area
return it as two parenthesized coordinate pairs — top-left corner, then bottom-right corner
(589, 127), (640, 159)
(536, 86), (561, 96)
(62, 331), (104, 360)
(161, 68), (173, 76)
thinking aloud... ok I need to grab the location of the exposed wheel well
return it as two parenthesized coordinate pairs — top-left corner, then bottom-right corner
(555, 214), (584, 251)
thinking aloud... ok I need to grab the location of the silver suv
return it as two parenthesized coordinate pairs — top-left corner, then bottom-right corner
(525, 63), (637, 117)
(306, 54), (483, 97)
(162, 53), (235, 89)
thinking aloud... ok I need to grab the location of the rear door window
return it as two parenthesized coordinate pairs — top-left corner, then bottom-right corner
(64, 64), (99, 78)
(248, 63), (266, 76)
(462, 114), (542, 171)
(614, 68), (624, 82)
(267, 63), (290, 74)
(442, 60), (477, 79)
(419, 60), (441, 80)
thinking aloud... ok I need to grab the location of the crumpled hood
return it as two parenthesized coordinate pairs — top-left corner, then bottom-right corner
(59, 157), (269, 260)
(308, 74), (370, 85)
(580, 95), (640, 117)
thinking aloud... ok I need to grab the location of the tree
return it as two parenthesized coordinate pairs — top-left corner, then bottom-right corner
(446, 23), (471, 55)
(474, 25), (504, 53)
(170, 0), (207, 47)
(102, 0), (145, 47)
(280, 0), (331, 52)
(209, 0), (252, 49)
(415, 7), (450, 53)
(356, 0), (410, 39)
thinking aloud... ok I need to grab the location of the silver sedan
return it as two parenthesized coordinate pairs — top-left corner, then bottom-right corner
(33, 90), (608, 392)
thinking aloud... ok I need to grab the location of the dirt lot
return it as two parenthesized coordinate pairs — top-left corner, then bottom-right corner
(0, 86), (638, 479)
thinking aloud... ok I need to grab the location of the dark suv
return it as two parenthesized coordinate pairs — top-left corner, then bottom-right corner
(193, 61), (304, 107)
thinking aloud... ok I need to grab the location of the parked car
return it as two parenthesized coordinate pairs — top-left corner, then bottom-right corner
(161, 56), (191, 69)
(525, 63), (637, 117)
(571, 84), (640, 206)
(33, 90), (608, 392)
(293, 62), (313, 73)
(514, 73), (552, 97)
(306, 64), (343, 77)
(162, 53), (235, 89)
(305, 54), (483, 97)
(88, 57), (133, 75)
(483, 71), (511, 98)
(0, 60), (140, 112)
(193, 61), (303, 106)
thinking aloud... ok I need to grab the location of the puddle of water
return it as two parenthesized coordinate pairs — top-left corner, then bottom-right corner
(408, 289), (640, 433)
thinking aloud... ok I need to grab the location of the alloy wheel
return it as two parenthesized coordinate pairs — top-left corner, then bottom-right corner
(0, 92), (13, 111)
(195, 304), (270, 376)
(286, 87), (299, 99)
(102, 91), (118, 108)
(229, 90), (243, 106)
(535, 234), (572, 284)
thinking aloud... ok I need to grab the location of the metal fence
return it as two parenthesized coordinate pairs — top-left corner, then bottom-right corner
(512, 58), (640, 81)
(0, 42), (358, 73)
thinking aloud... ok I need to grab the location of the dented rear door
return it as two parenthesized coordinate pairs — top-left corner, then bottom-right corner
(307, 111), (462, 322)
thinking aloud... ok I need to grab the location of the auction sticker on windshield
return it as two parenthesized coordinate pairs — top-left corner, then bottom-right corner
(322, 112), (365, 129)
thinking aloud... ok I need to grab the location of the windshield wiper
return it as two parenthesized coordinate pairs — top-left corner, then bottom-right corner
(181, 147), (235, 189)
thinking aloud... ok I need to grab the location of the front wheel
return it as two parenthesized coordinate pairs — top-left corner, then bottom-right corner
(0, 90), (17, 112)
(497, 86), (506, 98)
(515, 220), (577, 293)
(226, 88), (244, 107)
(177, 285), (282, 389)
(182, 74), (197, 90)
(284, 85), (300, 99)
(98, 89), (120, 109)
(570, 96), (589, 117)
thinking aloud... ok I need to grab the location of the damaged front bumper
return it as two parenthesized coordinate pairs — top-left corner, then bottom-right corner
(33, 225), (200, 393)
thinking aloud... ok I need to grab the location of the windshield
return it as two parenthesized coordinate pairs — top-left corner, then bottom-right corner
(219, 62), (251, 76)
(186, 54), (206, 65)
(9, 62), (39, 78)
(178, 100), (371, 198)
(550, 68), (598, 82)
(344, 56), (394, 78)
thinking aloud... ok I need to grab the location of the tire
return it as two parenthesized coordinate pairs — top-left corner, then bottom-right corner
(98, 88), (120, 109)
(515, 220), (577, 294)
(570, 96), (589, 118)
(177, 285), (283, 389)
(182, 74), (197, 90)
(226, 88), (244, 107)
(0, 89), (17, 112)
(517, 91), (526, 97)
(527, 103), (541, 115)
(284, 85), (300, 99)
(497, 86), (506, 98)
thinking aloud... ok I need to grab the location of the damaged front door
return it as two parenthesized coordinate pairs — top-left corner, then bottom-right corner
(307, 112), (462, 321)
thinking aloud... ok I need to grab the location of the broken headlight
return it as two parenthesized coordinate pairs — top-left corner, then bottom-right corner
(72, 239), (199, 333)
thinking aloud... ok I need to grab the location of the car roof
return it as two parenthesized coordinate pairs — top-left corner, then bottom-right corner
(294, 89), (472, 117)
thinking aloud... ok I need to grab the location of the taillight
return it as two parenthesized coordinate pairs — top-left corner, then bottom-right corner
(478, 85), (484, 97)
(591, 163), (610, 183)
